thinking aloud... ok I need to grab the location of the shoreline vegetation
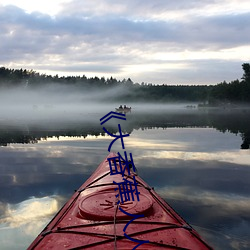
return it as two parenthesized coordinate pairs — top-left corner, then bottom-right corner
(0, 63), (249, 105)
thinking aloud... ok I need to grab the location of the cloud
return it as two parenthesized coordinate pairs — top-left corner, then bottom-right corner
(58, 0), (241, 19)
(0, 1), (250, 84)
(4, 5), (248, 49)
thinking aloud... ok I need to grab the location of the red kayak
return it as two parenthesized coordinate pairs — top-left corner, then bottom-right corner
(28, 152), (213, 249)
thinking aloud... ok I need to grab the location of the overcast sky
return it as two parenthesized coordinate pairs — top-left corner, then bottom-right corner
(0, 0), (250, 85)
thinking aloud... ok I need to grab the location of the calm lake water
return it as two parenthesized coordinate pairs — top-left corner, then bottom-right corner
(0, 104), (250, 249)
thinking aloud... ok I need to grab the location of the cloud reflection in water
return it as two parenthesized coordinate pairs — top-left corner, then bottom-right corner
(0, 196), (61, 250)
(0, 126), (250, 249)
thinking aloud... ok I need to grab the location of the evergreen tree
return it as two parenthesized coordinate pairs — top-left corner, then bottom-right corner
(242, 63), (250, 83)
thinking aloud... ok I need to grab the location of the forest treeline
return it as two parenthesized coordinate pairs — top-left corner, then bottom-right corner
(0, 63), (249, 104)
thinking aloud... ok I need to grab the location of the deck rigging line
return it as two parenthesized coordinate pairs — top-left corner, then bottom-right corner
(34, 162), (212, 250)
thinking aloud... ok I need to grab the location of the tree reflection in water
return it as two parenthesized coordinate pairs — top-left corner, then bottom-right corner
(0, 108), (249, 149)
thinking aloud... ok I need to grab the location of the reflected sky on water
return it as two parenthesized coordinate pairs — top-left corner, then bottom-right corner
(0, 109), (250, 249)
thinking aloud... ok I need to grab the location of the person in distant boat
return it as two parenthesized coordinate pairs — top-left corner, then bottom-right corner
(119, 105), (122, 109)
(124, 105), (127, 109)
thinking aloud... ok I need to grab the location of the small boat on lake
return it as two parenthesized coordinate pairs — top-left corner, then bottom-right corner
(28, 152), (213, 249)
(115, 105), (132, 113)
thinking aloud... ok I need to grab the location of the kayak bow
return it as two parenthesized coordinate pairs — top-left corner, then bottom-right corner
(28, 152), (213, 249)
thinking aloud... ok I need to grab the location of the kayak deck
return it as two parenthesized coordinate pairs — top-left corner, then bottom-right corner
(28, 152), (213, 249)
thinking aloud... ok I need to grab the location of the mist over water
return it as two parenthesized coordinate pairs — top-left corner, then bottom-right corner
(1, 84), (250, 148)
(0, 84), (250, 249)
(0, 85), (113, 122)
(0, 84), (198, 125)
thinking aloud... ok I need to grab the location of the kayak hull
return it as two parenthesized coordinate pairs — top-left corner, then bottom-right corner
(28, 152), (213, 249)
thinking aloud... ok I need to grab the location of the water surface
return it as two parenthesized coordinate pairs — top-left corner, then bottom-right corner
(0, 105), (250, 249)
